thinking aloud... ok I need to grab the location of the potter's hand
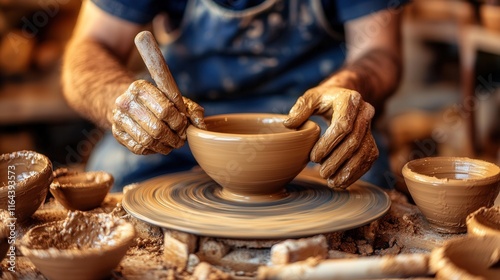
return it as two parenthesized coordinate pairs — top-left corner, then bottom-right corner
(111, 80), (206, 155)
(284, 86), (378, 189)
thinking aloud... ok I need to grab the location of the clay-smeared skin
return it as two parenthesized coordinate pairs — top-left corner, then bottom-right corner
(318, 102), (374, 178)
(63, 39), (205, 155)
(112, 80), (187, 155)
(285, 88), (378, 190)
(113, 31), (207, 155)
(327, 132), (379, 189)
(112, 85), (206, 154)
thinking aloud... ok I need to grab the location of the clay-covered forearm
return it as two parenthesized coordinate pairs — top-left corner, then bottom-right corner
(321, 48), (402, 114)
(62, 38), (135, 129)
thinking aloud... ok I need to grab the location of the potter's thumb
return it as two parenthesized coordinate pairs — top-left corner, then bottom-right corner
(284, 104), (312, 129)
(189, 111), (207, 130)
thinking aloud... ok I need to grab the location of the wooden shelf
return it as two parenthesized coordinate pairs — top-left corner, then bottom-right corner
(0, 71), (79, 125)
(459, 24), (500, 155)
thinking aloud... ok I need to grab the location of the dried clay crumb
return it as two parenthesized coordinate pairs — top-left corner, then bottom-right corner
(27, 211), (130, 250)
(190, 262), (230, 280)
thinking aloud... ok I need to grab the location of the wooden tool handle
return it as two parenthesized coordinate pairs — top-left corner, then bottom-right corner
(134, 31), (187, 114)
(258, 253), (431, 280)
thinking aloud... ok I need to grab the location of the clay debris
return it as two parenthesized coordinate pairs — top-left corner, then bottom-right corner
(270, 235), (328, 265)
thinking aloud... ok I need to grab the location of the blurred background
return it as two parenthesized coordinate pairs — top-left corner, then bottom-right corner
(0, 0), (499, 195)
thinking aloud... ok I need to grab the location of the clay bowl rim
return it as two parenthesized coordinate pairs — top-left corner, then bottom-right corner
(430, 234), (500, 279)
(186, 113), (320, 140)
(466, 206), (500, 235)
(0, 150), (53, 192)
(50, 169), (114, 191)
(19, 219), (136, 259)
(402, 156), (500, 187)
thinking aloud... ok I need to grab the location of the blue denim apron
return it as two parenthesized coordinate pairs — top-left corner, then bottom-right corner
(87, 0), (391, 191)
(162, 0), (344, 107)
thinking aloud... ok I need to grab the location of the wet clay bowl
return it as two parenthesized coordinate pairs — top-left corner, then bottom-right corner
(50, 168), (114, 211)
(466, 206), (500, 237)
(0, 150), (53, 221)
(430, 235), (500, 280)
(402, 157), (500, 234)
(187, 113), (320, 202)
(19, 211), (135, 280)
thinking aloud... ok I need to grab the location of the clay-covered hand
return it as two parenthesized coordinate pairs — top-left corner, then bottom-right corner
(111, 80), (206, 155)
(284, 86), (379, 189)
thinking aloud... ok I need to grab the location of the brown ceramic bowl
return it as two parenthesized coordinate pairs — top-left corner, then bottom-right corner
(430, 235), (500, 279)
(402, 157), (500, 233)
(0, 150), (53, 221)
(187, 113), (320, 202)
(19, 211), (135, 280)
(50, 169), (114, 211)
(466, 206), (500, 237)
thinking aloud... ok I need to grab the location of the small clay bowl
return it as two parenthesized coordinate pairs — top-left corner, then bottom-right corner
(187, 113), (320, 202)
(50, 169), (114, 211)
(466, 206), (500, 237)
(0, 150), (53, 221)
(402, 157), (500, 234)
(19, 211), (135, 280)
(430, 235), (500, 279)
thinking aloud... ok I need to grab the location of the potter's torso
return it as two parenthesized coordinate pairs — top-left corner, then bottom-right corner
(161, 0), (346, 101)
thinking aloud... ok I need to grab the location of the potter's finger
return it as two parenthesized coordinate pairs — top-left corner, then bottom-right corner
(149, 139), (175, 155)
(113, 109), (156, 148)
(284, 90), (322, 128)
(327, 131), (379, 190)
(114, 120), (171, 155)
(115, 85), (136, 109)
(112, 123), (154, 155)
(310, 91), (362, 162)
(183, 97), (207, 130)
(319, 102), (374, 178)
(130, 80), (188, 133)
(117, 95), (183, 149)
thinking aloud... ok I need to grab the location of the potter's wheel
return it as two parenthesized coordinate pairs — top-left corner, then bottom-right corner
(122, 168), (391, 239)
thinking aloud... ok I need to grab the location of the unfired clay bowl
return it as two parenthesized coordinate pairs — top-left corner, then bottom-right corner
(430, 235), (500, 280)
(402, 157), (500, 233)
(466, 206), (500, 237)
(187, 113), (320, 202)
(50, 168), (114, 211)
(0, 150), (53, 221)
(19, 211), (135, 280)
